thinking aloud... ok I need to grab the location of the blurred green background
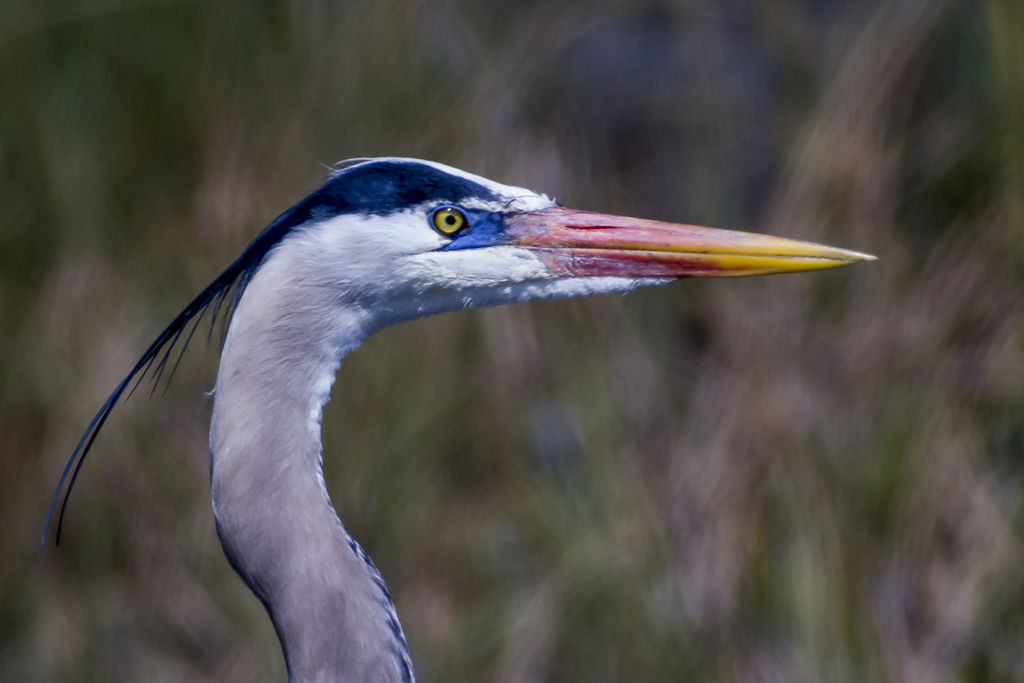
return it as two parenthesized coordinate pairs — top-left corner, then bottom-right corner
(3, 0), (1023, 680)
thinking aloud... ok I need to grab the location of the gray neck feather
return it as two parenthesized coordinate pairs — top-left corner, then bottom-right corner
(209, 243), (415, 683)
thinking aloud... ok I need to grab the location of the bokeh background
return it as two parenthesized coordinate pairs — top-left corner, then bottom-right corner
(3, 0), (1023, 681)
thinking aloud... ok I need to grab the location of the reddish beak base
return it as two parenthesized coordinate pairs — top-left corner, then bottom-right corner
(505, 207), (875, 278)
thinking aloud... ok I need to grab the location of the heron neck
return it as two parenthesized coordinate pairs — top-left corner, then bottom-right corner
(209, 257), (413, 683)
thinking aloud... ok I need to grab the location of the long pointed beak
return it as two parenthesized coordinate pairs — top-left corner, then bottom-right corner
(505, 207), (875, 278)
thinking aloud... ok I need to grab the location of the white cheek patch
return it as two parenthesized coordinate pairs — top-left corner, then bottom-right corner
(420, 246), (551, 287)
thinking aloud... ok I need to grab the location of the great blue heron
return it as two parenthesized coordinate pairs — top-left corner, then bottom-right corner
(44, 158), (872, 682)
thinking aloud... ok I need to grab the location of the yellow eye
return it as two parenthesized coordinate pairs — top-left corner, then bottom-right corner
(432, 207), (467, 236)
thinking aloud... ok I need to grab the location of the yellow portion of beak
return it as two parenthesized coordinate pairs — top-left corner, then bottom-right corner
(671, 234), (876, 276)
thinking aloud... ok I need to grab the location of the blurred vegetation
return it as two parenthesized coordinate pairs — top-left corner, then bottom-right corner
(2, 0), (1023, 681)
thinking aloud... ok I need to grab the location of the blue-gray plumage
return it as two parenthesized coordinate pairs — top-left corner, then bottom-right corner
(44, 158), (872, 682)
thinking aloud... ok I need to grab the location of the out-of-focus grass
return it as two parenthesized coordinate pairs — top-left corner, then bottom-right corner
(2, 0), (1022, 681)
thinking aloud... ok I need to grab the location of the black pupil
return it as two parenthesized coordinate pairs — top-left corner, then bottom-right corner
(445, 214), (456, 225)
